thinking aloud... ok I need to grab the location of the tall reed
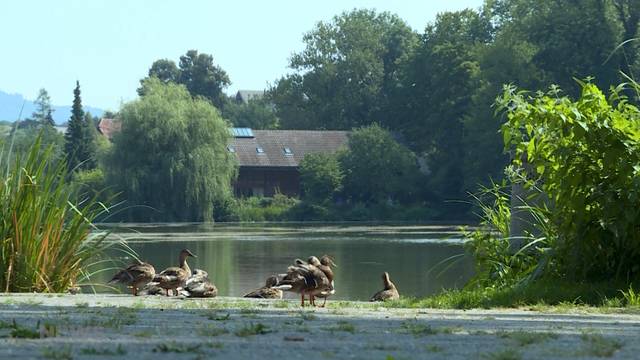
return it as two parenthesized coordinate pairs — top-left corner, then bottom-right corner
(0, 135), (109, 292)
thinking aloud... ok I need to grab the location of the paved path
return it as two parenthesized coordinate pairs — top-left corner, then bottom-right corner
(0, 294), (639, 359)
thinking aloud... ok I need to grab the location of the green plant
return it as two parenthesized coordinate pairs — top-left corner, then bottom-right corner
(621, 285), (640, 306)
(153, 342), (202, 353)
(42, 346), (73, 360)
(482, 348), (522, 360)
(234, 322), (272, 337)
(498, 81), (640, 280)
(0, 135), (111, 292)
(498, 331), (557, 346)
(580, 334), (623, 357)
(80, 345), (126, 356)
(323, 320), (356, 334)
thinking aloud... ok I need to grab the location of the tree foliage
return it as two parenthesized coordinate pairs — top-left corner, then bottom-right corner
(270, 9), (417, 130)
(64, 81), (96, 172)
(141, 50), (231, 109)
(223, 97), (279, 129)
(299, 153), (343, 203)
(31, 88), (55, 127)
(339, 124), (422, 204)
(107, 78), (237, 222)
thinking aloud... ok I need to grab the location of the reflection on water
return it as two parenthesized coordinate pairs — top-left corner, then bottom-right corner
(96, 223), (475, 300)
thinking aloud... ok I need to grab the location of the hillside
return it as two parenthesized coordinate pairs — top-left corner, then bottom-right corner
(0, 90), (104, 124)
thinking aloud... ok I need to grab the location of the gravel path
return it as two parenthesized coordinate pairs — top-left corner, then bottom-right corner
(0, 294), (639, 359)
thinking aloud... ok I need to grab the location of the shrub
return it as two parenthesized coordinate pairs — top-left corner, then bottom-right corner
(498, 81), (640, 280)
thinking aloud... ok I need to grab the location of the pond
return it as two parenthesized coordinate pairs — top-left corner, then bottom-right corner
(96, 223), (475, 301)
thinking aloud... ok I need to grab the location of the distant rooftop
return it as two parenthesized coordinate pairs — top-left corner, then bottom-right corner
(230, 129), (349, 167)
(235, 90), (265, 104)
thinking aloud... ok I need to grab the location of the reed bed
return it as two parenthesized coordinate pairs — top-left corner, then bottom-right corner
(0, 136), (110, 292)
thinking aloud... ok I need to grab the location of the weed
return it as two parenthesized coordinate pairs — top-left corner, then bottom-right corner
(133, 331), (153, 338)
(400, 320), (438, 336)
(75, 302), (89, 308)
(580, 333), (623, 357)
(482, 348), (522, 360)
(234, 323), (272, 337)
(323, 320), (356, 334)
(80, 345), (126, 356)
(621, 286), (640, 307)
(153, 342), (202, 353)
(197, 325), (229, 337)
(425, 344), (443, 352)
(42, 346), (73, 360)
(498, 331), (557, 346)
(207, 312), (231, 321)
(298, 311), (317, 321)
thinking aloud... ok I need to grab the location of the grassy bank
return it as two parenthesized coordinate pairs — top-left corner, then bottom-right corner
(384, 279), (640, 312)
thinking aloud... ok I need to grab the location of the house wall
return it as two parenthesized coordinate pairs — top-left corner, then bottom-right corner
(234, 167), (300, 197)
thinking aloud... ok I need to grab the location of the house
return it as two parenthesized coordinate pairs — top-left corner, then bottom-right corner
(229, 128), (349, 197)
(97, 118), (121, 140)
(235, 90), (265, 104)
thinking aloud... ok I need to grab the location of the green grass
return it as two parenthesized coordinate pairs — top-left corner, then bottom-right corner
(383, 279), (640, 310)
(323, 320), (356, 333)
(579, 333), (623, 357)
(153, 342), (202, 353)
(197, 325), (229, 337)
(482, 348), (522, 360)
(234, 323), (272, 337)
(80, 345), (126, 356)
(498, 331), (558, 346)
(42, 346), (73, 360)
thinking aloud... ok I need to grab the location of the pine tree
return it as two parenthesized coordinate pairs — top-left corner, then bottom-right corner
(64, 81), (95, 171)
(32, 88), (55, 127)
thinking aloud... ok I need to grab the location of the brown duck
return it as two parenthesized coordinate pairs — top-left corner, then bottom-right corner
(152, 249), (196, 296)
(108, 260), (155, 296)
(277, 256), (333, 307)
(243, 275), (283, 299)
(312, 255), (337, 307)
(182, 269), (217, 298)
(370, 272), (400, 302)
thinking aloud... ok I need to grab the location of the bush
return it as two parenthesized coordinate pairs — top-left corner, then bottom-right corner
(299, 153), (343, 204)
(498, 81), (640, 281)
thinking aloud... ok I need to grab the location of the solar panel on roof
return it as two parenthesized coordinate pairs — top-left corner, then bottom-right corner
(231, 127), (254, 138)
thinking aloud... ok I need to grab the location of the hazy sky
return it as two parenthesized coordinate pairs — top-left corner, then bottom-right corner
(0, 0), (484, 110)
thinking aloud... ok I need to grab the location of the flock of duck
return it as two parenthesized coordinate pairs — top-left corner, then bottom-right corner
(109, 248), (400, 305)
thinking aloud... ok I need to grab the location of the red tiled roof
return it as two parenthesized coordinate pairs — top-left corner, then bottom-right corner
(98, 118), (121, 140)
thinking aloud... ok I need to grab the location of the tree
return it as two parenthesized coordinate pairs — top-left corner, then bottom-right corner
(64, 81), (96, 172)
(223, 97), (279, 129)
(299, 153), (343, 203)
(270, 9), (418, 130)
(107, 78), (237, 222)
(395, 9), (491, 206)
(339, 124), (421, 204)
(140, 50), (231, 110)
(32, 88), (55, 126)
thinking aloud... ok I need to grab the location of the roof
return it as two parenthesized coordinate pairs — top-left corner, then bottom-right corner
(230, 130), (349, 167)
(235, 90), (265, 103)
(98, 118), (121, 140)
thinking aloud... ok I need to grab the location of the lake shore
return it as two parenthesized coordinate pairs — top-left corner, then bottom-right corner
(0, 293), (637, 359)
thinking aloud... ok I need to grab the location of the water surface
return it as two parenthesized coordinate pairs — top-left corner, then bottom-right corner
(98, 223), (474, 301)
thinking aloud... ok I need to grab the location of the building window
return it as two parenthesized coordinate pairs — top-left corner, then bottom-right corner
(227, 145), (235, 153)
(283, 147), (293, 155)
(256, 147), (265, 154)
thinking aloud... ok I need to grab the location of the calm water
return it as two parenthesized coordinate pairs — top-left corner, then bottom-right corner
(96, 223), (474, 301)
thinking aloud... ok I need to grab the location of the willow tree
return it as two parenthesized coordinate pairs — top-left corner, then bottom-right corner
(107, 78), (237, 222)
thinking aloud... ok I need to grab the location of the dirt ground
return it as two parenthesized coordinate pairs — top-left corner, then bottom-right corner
(0, 293), (638, 359)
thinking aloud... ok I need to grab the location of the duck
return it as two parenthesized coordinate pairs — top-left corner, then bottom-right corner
(277, 256), (333, 307)
(370, 272), (400, 302)
(313, 255), (337, 307)
(181, 269), (218, 298)
(108, 260), (156, 296)
(152, 249), (196, 296)
(243, 275), (283, 299)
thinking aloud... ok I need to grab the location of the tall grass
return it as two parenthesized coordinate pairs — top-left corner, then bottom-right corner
(0, 135), (110, 292)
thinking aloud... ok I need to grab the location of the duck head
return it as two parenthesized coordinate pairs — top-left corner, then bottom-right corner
(180, 249), (197, 260)
(320, 255), (337, 268)
(192, 269), (208, 277)
(265, 275), (279, 287)
(307, 256), (321, 266)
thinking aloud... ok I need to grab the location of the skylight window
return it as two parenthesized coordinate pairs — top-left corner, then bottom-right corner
(283, 147), (293, 155)
(256, 147), (265, 154)
(227, 145), (235, 153)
